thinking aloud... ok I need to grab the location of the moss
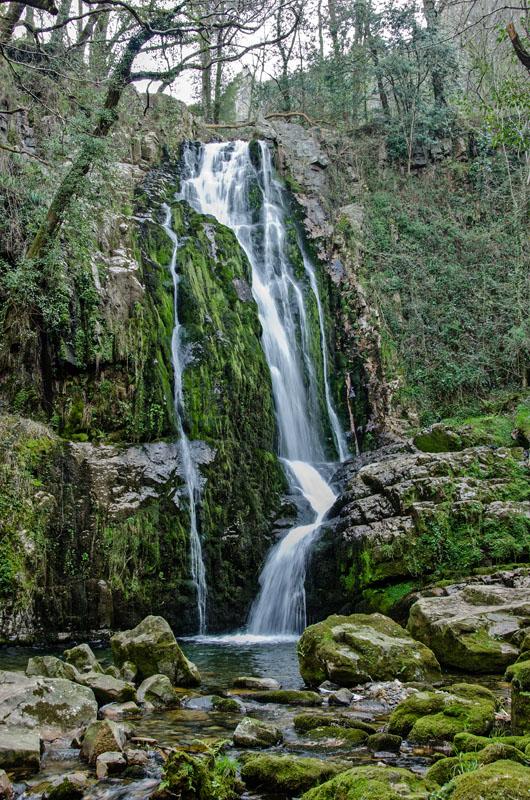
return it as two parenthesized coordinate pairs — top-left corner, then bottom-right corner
(211, 696), (242, 713)
(366, 733), (402, 752)
(434, 759), (530, 800)
(47, 779), (84, 799)
(426, 743), (529, 786)
(250, 690), (322, 706)
(241, 754), (345, 796)
(453, 732), (530, 754)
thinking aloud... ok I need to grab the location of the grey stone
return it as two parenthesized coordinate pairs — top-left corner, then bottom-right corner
(0, 729), (41, 778)
(233, 717), (283, 748)
(95, 751), (126, 779)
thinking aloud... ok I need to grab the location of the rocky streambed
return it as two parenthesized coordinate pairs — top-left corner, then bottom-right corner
(1, 603), (530, 800)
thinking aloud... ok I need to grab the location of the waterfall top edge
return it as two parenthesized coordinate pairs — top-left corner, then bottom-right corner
(181, 633), (299, 646)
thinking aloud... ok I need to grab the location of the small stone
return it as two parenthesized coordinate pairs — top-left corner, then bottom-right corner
(95, 751), (126, 779)
(233, 717), (283, 748)
(125, 749), (149, 767)
(99, 701), (142, 721)
(328, 688), (353, 707)
(211, 695), (245, 713)
(120, 662), (137, 683)
(233, 676), (281, 691)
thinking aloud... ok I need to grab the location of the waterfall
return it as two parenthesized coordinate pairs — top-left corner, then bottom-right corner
(178, 140), (347, 635)
(161, 205), (208, 634)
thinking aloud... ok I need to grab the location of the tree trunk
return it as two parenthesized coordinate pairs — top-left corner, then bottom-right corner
(212, 30), (223, 123)
(49, 0), (72, 48)
(27, 25), (153, 260)
(0, 2), (24, 44)
(327, 0), (340, 57)
(200, 30), (212, 121)
(507, 22), (530, 73)
(422, 0), (446, 105)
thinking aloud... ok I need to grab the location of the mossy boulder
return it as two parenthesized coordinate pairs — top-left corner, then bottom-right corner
(26, 656), (79, 682)
(80, 720), (127, 765)
(388, 683), (496, 742)
(211, 696), (245, 713)
(241, 755), (345, 796)
(366, 733), (402, 752)
(249, 690), (322, 706)
(300, 764), (434, 799)
(297, 613), (441, 687)
(233, 677), (281, 690)
(307, 727), (368, 745)
(111, 615), (200, 686)
(407, 584), (530, 672)
(453, 732), (530, 753)
(63, 644), (104, 674)
(426, 743), (529, 785)
(136, 674), (178, 708)
(437, 759), (530, 799)
(159, 749), (239, 800)
(0, 729), (41, 778)
(509, 659), (530, 734)
(232, 717), (283, 748)
(294, 713), (376, 735)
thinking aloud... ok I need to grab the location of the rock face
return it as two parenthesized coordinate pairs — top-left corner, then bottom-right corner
(233, 717), (284, 748)
(408, 581), (530, 672)
(297, 613), (441, 687)
(388, 683), (497, 742)
(306, 445), (530, 619)
(0, 729), (41, 778)
(0, 671), (97, 738)
(111, 616), (200, 686)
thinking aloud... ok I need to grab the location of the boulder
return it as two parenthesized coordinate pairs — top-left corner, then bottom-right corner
(120, 662), (137, 683)
(293, 713), (376, 735)
(328, 688), (353, 706)
(105, 666), (121, 679)
(453, 732), (530, 753)
(437, 759), (530, 800)
(408, 583), (530, 672)
(78, 672), (136, 706)
(211, 696), (245, 713)
(99, 701), (142, 721)
(298, 613), (441, 687)
(509, 659), (530, 734)
(63, 644), (103, 674)
(95, 751), (126, 779)
(0, 729), (41, 778)
(248, 690), (322, 707)
(388, 683), (496, 742)
(0, 671), (97, 738)
(111, 616), (200, 686)
(125, 748), (149, 768)
(366, 732), (402, 753)
(306, 726), (368, 745)
(300, 765), (434, 800)
(136, 674), (178, 708)
(80, 720), (127, 765)
(46, 775), (90, 799)
(0, 770), (13, 799)
(233, 717), (283, 748)
(426, 743), (528, 786)
(241, 755), (345, 796)
(233, 677), (281, 691)
(26, 656), (79, 682)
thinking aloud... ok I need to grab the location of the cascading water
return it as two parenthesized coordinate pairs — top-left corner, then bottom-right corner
(178, 140), (347, 636)
(161, 205), (208, 634)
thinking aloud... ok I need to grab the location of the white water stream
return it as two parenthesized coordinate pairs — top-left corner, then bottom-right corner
(162, 205), (207, 634)
(176, 140), (347, 636)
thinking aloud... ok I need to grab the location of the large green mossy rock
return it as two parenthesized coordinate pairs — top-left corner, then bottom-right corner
(63, 644), (104, 674)
(111, 615), (200, 686)
(408, 584), (530, 672)
(158, 749), (240, 800)
(510, 659), (530, 734)
(426, 743), (529, 785)
(248, 690), (322, 706)
(241, 755), (345, 796)
(437, 760), (530, 799)
(232, 717), (283, 748)
(300, 764), (434, 799)
(26, 656), (80, 682)
(297, 613), (441, 687)
(387, 683), (496, 742)
(453, 732), (530, 753)
(293, 713), (376, 734)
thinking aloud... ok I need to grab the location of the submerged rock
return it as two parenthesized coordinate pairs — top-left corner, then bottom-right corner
(137, 674), (178, 708)
(26, 656), (79, 682)
(0, 729), (41, 778)
(300, 764), (434, 799)
(298, 613), (441, 687)
(211, 696), (245, 713)
(111, 615), (200, 686)
(408, 583), (530, 672)
(327, 688), (353, 706)
(241, 754), (345, 796)
(233, 717), (283, 748)
(0, 671), (97, 738)
(233, 677), (281, 690)
(63, 644), (104, 674)
(388, 683), (497, 742)
(80, 720), (127, 765)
